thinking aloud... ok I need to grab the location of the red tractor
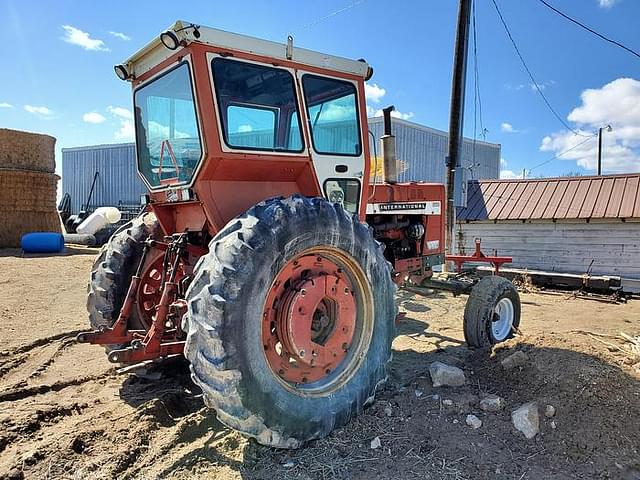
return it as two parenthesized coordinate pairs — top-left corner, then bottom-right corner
(79, 21), (520, 448)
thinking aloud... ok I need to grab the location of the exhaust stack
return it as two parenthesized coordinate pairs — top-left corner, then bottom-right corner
(381, 106), (398, 184)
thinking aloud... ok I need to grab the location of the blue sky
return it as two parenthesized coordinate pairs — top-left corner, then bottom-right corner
(1, 0), (639, 179)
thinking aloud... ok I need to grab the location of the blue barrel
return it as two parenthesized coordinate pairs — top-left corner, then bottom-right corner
(20, 232), (65, 253)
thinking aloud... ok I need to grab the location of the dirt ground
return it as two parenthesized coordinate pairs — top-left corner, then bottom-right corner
(0, 248), (639, 480)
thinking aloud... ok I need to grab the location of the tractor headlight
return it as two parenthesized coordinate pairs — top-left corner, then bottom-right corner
(114, 64), (131, 81)
(160, 30), (180, 50)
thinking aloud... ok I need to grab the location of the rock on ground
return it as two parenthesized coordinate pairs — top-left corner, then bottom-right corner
(501, 351), (530, 370)
(429, 362), (466, 387)
(480, 394), (504, 412)
(466, 414), (482, 429)
(545, 404), (556, 418)
(512, 402), (540, 439)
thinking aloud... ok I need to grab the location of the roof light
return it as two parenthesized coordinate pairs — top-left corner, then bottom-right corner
(160, 30), (180, 50)
(114, 64), (131, 81)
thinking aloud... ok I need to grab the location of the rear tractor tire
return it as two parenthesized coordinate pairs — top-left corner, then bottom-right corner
(184, 195), (397, 448)
(463, 275), (521, 348)
(86, 212), (160, 355)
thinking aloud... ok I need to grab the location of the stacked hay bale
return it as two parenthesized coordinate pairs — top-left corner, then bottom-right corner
(0, 128), (61, 247)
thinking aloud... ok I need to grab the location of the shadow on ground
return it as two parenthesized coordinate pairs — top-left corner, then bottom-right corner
(113, 339), (640, 480)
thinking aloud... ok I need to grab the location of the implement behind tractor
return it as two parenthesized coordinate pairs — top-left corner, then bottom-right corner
(78, 20), (520, 448)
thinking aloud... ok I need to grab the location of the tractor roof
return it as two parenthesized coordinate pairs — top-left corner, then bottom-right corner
(123, 20), (372, 81)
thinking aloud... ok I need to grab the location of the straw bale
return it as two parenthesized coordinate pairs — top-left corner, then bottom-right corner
(0, 128), (56, 173)
(0, 168), (60, 247)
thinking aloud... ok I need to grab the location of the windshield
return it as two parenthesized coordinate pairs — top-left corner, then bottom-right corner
(134, 62), (202, 188)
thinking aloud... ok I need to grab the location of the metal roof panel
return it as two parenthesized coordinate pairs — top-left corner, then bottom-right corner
(457, 173), (640, 221)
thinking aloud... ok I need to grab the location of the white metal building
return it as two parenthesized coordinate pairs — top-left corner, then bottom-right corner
(456, 174), (640, 281)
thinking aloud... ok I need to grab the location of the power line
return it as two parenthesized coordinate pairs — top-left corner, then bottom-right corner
(471, 0), (480, 173)
(471, 0), (486, 172)
(472, 0), (485, 138)
(536, 0), (640, 60)
(291, 0), (367, 34)
(527, 134), (597, 174)
(490, 0), (591, 138)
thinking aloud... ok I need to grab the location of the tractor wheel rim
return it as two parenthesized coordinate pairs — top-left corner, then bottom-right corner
(492, 297), (514, 341)
(262, 247), (374, 394)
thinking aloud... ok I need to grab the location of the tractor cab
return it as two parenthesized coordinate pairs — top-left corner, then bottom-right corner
(118, 21), (373, 233)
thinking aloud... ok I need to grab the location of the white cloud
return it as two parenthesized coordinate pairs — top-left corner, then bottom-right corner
(0, 102), (12, 108)
(598, 0), (617, 8)
(500, 158), (520, 178)
(541, 78), (640, 173)
(506, 80), (555, 92)
(107, 105), (133, 120)
(501, 122), (517, 133)
(107, 106), (134, 140)
(500, 169), (520, 179)
(61, 25), (109, 51)
(368, 106), (414, 120)
(109, 31), (131, 41)
(24, 105), (53, 117)
(114, 120), (134, 140)
(365, 83), (386, 103)
(83, 112), (106, 124)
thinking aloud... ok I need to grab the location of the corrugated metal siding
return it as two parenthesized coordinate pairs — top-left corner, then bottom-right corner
(456, 221), (640, 279)
(367, 117), (500, 183)
(60, 117), (500, 214)
(61, 143), (145, 214)
(458, 174), (640, 221)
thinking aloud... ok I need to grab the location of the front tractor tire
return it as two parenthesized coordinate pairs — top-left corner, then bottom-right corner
(184, 195), (396, 448)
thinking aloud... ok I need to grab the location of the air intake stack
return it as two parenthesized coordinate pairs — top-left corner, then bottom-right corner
(381, 106), (398, 184)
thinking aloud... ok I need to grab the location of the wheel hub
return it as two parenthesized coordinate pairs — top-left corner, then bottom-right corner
(263, 254), (357, 384)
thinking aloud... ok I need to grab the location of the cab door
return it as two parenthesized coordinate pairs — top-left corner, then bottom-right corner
(297, 71), (366, 215)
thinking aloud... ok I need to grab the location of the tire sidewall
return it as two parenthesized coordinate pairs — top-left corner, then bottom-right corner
(220, 198), (395, 437)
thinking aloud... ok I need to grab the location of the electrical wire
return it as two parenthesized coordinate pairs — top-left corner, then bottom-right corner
(490, 0), (591, 138)
(527, 133), (597, 174)
(470, 0), (481, 175)
(291, 0), (367, 34)
(472, 0), (485, 139)
(536, 0), (640, 60)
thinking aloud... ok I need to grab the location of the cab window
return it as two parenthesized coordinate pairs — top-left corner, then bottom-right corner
(134, 62), (202, 188)
(212, 58), (304, 152)
(302, 75), (361, 156)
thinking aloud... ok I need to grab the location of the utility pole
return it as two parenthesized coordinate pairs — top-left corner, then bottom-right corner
(445, 0), (472, 265)
(597, 124), (612, 176)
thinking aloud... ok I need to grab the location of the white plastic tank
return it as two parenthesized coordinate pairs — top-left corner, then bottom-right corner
(76, 207), (122, 235)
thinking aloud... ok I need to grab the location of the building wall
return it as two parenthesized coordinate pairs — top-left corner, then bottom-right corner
(456, 220), (640, 279)
(367, 117), (500, 183)
(62, 143), (146, 214)
(60, 118), (500, 214)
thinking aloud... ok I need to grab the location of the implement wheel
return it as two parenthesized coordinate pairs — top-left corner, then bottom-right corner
(184, 195), (396, 448)
(463, 276), (521, 348)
